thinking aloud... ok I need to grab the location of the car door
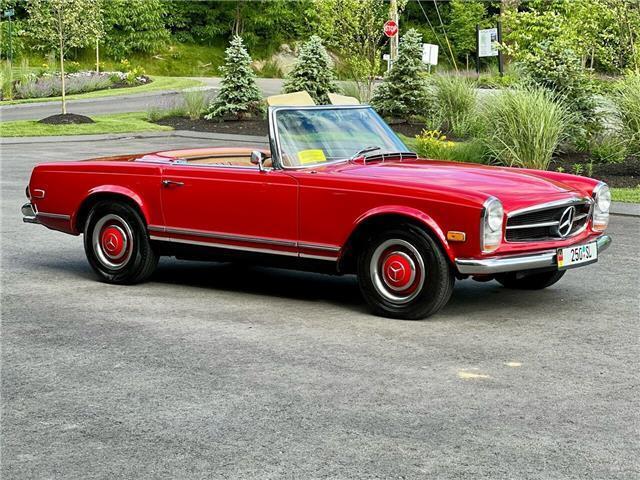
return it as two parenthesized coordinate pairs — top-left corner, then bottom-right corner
(156, 163), (299, 257)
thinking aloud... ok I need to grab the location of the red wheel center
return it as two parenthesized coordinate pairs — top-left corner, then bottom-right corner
(101, 226), (125, 258)
(382, 253), (413, 289)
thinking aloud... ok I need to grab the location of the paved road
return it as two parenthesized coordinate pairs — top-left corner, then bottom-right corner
(2, 134), (639, 479)
(0, 77), (284, 122)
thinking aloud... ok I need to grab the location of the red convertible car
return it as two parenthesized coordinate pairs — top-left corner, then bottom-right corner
(22, 105), (611, 319)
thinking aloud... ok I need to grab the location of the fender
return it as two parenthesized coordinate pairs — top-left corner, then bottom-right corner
(73, 185), (150, 232)
(349, 205), (455, 263)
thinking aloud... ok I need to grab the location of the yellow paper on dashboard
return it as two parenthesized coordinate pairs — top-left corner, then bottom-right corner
(297, 149), (326, 165)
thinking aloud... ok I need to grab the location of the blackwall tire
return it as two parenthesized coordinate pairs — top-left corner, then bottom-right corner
(83, 201), (158, 284)
(496, 269), (566, 290)
(357, 225), (454, 320)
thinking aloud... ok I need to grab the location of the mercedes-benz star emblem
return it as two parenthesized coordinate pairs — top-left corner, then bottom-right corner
(387, 261), (405, 282)
(106, 233), (118, 252)
(557, 206), (575, 238)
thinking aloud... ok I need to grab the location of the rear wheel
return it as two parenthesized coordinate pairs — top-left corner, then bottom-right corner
(357, 226), (454, 320)
(496, 269), (565, 290)
(83, 201), (158, 284)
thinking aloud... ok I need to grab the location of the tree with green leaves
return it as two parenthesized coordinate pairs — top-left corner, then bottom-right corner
(101, 0), (169, 59)
(282, 35), (337, 104)
(314, 0), (390, 102)
(447, 0), (490, 68)
(371, 28), (429, 119)
(27, 0), (102, 114)
(205, 35), (263, 120)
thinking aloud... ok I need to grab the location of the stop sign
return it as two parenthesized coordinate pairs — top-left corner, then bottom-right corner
(383, 20), (398, 38)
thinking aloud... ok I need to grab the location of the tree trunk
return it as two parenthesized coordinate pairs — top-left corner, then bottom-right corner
(96, 37), (100, 74)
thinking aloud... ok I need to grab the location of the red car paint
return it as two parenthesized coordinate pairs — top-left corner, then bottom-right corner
(25, 149), (604, 268)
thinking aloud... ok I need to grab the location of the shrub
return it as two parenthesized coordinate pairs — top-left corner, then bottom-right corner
(517, 40), (601, 142)
(282, 35), (338, 104)
(205, 35), (264, 120)
(429, 75), (478, 138)
(612, 75), (640, 155)
(371, 28), (429, 119)
(415, 130), (485, 163)
(480, 86), (572, 170)
(590, 133), (628, 164)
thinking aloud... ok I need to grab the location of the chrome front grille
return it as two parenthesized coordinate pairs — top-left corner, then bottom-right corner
(506, 199), (592, 242)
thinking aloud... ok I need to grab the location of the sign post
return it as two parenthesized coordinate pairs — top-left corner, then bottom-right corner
(422, 43), (439, 73)
(476, 23), (504, 76)
(4, 8), (15, 64)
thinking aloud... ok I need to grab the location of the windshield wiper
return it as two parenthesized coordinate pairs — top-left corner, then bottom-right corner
(350, 146), (382, 160)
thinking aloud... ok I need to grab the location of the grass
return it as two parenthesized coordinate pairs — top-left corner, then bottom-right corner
(480, 86), (572, 170)
(0, 112), (172, 137)
(611, 187), (640, 203)
(612, 75), (640, 155)
(429, 74), (478, 138)
(0, 76), (203, 105)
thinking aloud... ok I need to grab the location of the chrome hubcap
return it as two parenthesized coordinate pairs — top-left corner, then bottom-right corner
(93, 214), (133, 270)
(370, 239), (425, 305)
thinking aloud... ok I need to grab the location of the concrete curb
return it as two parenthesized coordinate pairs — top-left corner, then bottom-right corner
(0, 130), (268, 145)
(610, 202), (640, 218)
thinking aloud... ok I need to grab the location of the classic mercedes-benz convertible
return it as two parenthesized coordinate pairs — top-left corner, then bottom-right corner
(22, 105), (612, 319)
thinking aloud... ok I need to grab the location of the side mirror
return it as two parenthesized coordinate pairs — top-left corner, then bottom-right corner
(250, 150), (267, 172)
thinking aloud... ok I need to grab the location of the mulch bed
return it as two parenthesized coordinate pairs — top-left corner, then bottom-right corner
(155, 116), (639, 188)
(38, 113), (94, 124)
(550, 154), (640, 188)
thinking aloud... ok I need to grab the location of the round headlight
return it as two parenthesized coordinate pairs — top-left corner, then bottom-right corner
(486, 199), (504, 232)
(595, 184), (611, 212)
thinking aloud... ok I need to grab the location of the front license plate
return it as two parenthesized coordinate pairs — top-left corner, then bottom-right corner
(557, 242), (598, 270)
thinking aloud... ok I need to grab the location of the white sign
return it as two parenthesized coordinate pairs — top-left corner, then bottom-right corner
(478, 28), (499, 57)
(422, 43), (439, 65)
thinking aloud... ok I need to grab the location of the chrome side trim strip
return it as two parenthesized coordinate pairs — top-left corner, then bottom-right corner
(150, 235), (299, 257)
(298, 242), (341, 252)
(37, 212), (71, 220)
(455, 235), (611, 275)
(148, 224), (297, 247)
(507, 197), (591, 218)
(148, 225), (342, 254)
(299, 253), (339, 261)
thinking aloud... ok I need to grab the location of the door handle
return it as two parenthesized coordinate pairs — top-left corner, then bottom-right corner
(162, 179), (184, 188)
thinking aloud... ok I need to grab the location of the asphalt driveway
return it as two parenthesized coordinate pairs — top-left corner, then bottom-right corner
(1, 134), (638, 479)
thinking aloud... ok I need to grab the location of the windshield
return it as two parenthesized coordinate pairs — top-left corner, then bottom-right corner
(274, 106), (409, 167)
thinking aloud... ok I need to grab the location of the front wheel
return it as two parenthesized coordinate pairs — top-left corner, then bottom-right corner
(83, 201), (158, 284)
(496, 269), (565, 290)
(357, 226), (454, 320)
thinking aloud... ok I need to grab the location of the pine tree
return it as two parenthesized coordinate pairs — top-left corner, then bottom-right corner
(205, 35), (264, 120)
(282, 35), (338, 104)
(371, 29), (430, 118)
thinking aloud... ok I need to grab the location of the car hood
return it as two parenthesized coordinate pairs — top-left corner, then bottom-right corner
(328, 158), (582, 207)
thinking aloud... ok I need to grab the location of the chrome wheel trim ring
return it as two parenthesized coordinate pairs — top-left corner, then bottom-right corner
(370, 239), (425, 305)
(92, 214), (134, 270)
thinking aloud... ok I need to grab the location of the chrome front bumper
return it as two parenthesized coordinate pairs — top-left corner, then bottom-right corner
(455, 235), (612, 275)
(22, 202), (38, 224)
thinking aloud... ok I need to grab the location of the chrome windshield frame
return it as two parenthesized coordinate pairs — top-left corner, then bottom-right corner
(267, 105), (408, 170)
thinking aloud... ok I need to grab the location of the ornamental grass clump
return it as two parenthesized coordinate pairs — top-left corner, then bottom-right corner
(205, 35), (264, 120)
(480, 86), (572, 170)
(371, 28), (429, 119)
(612, 74), (640, 155)
(282, 35), (338, 104)
(429, 74), (478, 138)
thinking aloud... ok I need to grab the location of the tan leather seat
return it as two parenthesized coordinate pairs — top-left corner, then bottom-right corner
(168, 147), (272, 168)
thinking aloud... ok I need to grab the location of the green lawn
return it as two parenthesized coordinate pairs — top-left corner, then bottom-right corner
(611, 187), (640, 203)
(0, 112), (172, 137)
(0, 76), (202, 106)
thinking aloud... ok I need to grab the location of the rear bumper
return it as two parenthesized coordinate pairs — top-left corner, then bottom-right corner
(455, 235), (612, 275)
(22, 202), (38, 224)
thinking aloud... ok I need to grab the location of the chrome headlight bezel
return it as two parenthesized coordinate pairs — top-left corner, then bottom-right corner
(592, 182), (610, 232)
(481, 196), (504, 253)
